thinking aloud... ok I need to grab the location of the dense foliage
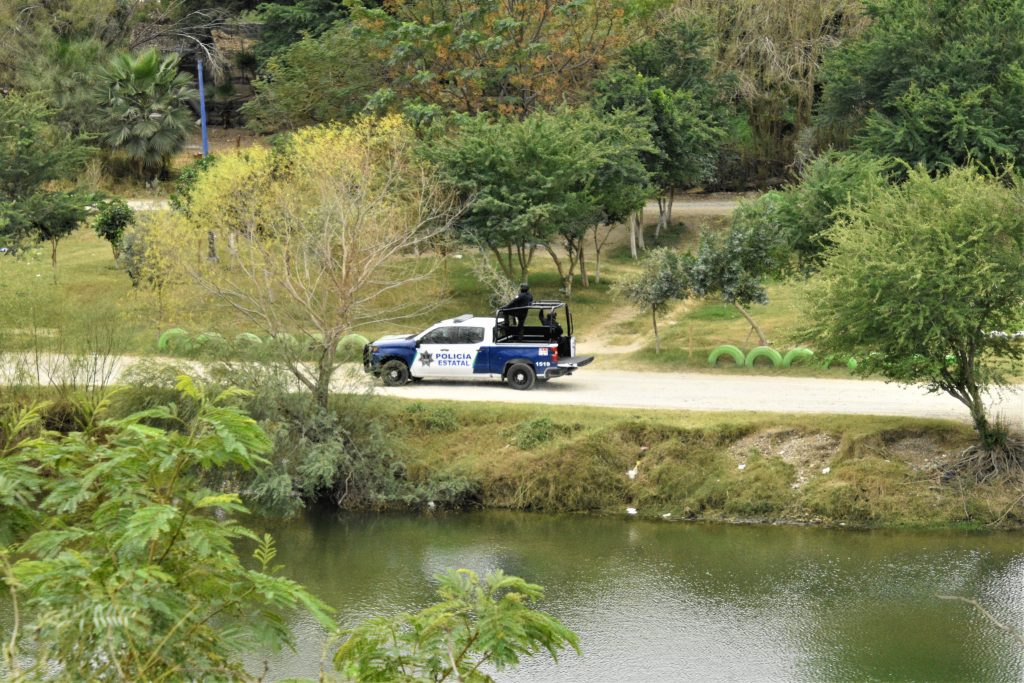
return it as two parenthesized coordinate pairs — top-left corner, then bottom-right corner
(428, 106), (651, 290)
(819, 0), (1024, 172)
(335, 569), (580, 681)
(0, 378), (336, 681)
(803, 167), (1024, 455)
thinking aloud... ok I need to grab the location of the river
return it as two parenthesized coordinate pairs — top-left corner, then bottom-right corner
(251, 509), (1024, 682)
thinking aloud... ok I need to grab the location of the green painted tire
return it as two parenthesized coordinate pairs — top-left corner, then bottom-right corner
(708, 344), (745, 367)
(745, 346), (783, 368)
(194, 332), (225, 348)
(157, 328), (188, 351)
(782, 348), (815, 368)
(267, 333), (298, 349)
(847, 357), (858, 370)
(235, 332), (262, 347)
(337, 333), (370, 354)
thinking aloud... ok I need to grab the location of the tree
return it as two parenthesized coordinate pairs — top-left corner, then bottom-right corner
(686, 200), (789, 345)
(350, 0), (632, 122)
(93, 197), (136, 259)
(334, 568), (580, 681)
(818, 0), (1024, 173)
(595, 68), (722, 239)
(0, 379), (336, 681)
(674, 0), (866, 180)
(803, 167), (1024, 471)
(164, 116), (457, 409)
(0, 93), (92, 266)
(598, 18), (729, 231)
(777, 151), (892, 269)
(93, 49), (197, 180)
(428, 107), (650, 292)
(250, 0), (349, 62)
(241, 23), (384, 133)
(613, 247), (689, 353)
(21, 189), (96, 273)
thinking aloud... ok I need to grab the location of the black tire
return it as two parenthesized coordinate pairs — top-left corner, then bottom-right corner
(380, 360), (409, 387)
(506, 362), (536, 390)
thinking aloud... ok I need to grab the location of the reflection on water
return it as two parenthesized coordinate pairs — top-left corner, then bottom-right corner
(250, 509), (1024, 682)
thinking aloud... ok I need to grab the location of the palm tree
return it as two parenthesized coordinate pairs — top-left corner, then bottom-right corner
(95, 49), (197, 180)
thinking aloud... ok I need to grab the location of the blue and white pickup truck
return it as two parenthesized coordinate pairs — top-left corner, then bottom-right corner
(363, 301), (594, 390)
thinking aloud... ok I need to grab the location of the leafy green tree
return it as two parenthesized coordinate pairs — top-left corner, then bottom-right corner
(598, 18), (730, 230)
(249, 0), (349, 61)
(0, 378), (336, 681)
(429, 107), (651, 292)
(595, 68), (722, 236)
(334, 568), (580, 681)
(778, 151), (892, 268)
(93, 198), (136, 258)
(803, 167), (1024, 467)
(686, 200), (789, 345)
(93, 49), (197, 180)
(818, 0), (1024, 172)
(22, 189), (97, 272)
(613, 247), (689, 353)
(241, 23), (382, 132)
(0, 93), (92, 264)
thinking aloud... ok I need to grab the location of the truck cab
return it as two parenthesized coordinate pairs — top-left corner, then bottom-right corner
(363, 302), (593, 390)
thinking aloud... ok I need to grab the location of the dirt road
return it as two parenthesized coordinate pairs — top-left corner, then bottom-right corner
(380, 369), (1024, 427)
(5, 352), (1021, 425)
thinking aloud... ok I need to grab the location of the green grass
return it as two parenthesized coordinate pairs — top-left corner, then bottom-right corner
(0, 214), (845, 381)
(375, 398), (1023, 529)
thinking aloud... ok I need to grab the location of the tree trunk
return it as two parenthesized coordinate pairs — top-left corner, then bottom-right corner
(733, 302), (767, 346)
(652, 305), (660, 354)
(490, 246), (514, 279)
(593, 227), (603, 283)
(579, 240), (589, 288)
(667, 187), (675, 230)
(207, 231), (218, 262)
(50, 238), (58, 282)
(636, 211), (646, 251)
(629, 216), (638, 259)
(656, 196), (667, 239)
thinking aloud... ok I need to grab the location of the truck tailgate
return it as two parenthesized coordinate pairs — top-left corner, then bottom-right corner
(557, 356), (594, 368)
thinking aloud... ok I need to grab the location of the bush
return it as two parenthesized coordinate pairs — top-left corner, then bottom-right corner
(92, 198), (135, 255)
(507, 416), (562, 450)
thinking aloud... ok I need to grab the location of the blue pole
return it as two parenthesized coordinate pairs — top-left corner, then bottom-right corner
(197, 58), (209, 157)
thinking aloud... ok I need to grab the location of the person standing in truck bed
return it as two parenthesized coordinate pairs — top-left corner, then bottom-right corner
(501, 283), (533, 340)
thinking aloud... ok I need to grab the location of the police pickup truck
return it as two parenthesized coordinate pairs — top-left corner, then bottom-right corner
(363, 301), (594, 390)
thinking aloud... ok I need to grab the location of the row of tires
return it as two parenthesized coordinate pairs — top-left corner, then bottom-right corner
(157, 328), (370, 356)
(707, 345), (859, 370)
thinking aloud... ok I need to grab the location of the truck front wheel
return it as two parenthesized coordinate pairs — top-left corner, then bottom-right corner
(506, 363), (536, 390)
(381, 360), (410, 387)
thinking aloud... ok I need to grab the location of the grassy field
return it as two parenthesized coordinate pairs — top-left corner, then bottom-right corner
(0, 206), (849, 377)
(375, 398), (1020, 529)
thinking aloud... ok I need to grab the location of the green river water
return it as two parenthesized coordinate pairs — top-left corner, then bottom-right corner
(251, 509), (1024, 682)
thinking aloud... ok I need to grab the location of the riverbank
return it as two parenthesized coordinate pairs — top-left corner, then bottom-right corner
(10, 384), (1022, 529)
(382, 400), (1022, 530)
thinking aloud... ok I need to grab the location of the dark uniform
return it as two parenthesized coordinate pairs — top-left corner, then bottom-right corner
(502, 284), (533, 340)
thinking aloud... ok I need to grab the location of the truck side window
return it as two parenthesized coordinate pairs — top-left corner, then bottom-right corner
(460, 327), (485, 344)
(420, 327), (455, 344)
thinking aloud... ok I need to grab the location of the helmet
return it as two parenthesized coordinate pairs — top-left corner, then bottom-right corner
(519, 283), (530, 292)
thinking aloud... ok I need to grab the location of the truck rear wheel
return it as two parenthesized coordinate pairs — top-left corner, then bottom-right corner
(506, 363), (536, 390)
(381, 360), (410, 387)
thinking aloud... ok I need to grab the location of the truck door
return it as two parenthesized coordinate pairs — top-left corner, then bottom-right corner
(413, 326), (483, 377)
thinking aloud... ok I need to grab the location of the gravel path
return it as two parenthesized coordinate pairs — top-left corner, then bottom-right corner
(379, 368), (1024, 426)
(5, 353), (1021, 426)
